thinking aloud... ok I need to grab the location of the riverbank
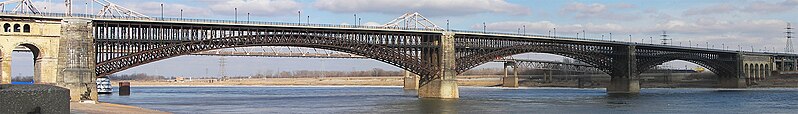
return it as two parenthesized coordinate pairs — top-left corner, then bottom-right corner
(70, 102), (170, 114)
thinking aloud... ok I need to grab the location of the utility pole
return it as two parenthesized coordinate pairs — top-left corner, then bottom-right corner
(787, 22), (794, 53)
(661, 31), (671, 45)
(446, 20), (450, 31)
(483, 22), (486, 33)
(219, 57), (226, 77)
(66, 0), (72, 16)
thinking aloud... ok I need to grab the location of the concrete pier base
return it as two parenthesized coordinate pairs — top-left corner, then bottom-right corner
(607, 77), (640, 94)
(418, 79), (458, 99)
(403, 74), (419, 90)
(719, 77), (747, 88)
(502, 76), (518, 88)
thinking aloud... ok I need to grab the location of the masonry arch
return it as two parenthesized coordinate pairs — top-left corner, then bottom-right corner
(3, 23), (10, 32)
(22, 24), (30, 33)
(12, 24), (20, 32)
(6, 43), (43, 84)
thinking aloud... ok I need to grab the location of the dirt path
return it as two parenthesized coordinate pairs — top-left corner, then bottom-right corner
(70, 102), (170, 114)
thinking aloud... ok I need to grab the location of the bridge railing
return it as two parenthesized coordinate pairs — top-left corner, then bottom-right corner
(1, 11), (792, 55)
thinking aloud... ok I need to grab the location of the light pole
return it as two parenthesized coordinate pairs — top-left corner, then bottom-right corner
(523, 25), (526, 35)
(553, 28), (557, 36)
(650, 37), (653, 44)
(483, 22), (486, 33)
(297, 10), (301, 24)
(446, 20), (450, 31)
(629, 35), (632, 42)
(354, 14), (357, 26)
(247, 13), (250, 22)
(307, 16), (310, 24)
(180, 9), (183, 19)
(582, 30), (586, 38)
(234, 8), (238, 23)
(358, 18), (361, 26)
(160, 4), (164, 20)
(737, 45), (743, 51)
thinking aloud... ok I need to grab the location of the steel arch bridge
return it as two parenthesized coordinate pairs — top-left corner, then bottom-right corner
(0, 13), (794, 100)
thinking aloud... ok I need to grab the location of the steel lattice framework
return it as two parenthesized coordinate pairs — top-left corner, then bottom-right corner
(93, 21), (450, 83)
(91, 20), (750, 85)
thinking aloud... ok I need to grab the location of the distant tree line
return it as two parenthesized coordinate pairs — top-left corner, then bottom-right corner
(11, 76), (33, 82)
(246, 68), (402, 78)
(107, 68), (404, 80)
(109, 73), (167, 80)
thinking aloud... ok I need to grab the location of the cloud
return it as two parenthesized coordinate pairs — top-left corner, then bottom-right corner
(682, 4), (738, 16)
(312, 0), (530, 16)
(472, 21), (633, 35)
(653, 19), (790, 51)
(681, 0), (798, 16)
(363, 22), (381, 26)
(122, 1), (213, 17)
(560, 2), (639, 20)
(205, 0), (302, 17)
(741, 0), (798, 13)
(655, 19), (786, 34)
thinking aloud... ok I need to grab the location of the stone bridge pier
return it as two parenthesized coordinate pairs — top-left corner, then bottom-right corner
(0, 18), (96, 102)
(55, 18), (98, 102)
(417, 32), (458, 99)
(607, 46), (640, 94)
(502, 62), (519, 88)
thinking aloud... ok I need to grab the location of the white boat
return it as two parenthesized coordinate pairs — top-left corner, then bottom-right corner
(96, 77), (113, 94)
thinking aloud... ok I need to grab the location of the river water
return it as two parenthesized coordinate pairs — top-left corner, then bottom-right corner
(99, 86), (798, 113)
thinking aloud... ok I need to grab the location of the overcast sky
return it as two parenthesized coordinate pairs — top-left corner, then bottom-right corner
(7, 0), (798, 77)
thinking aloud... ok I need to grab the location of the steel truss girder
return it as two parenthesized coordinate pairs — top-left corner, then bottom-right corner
(452, 35), (616, 75)
(93, 21), (442, 84)
(635, 48), (738, 78)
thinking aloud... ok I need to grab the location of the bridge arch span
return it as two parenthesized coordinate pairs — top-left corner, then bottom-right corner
(637, 53), (735, 78)
(96, 34), (435, 78)
(456, 44), (611, 74)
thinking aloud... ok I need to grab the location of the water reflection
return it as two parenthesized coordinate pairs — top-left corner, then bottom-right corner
(418, 98), (458, 114)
